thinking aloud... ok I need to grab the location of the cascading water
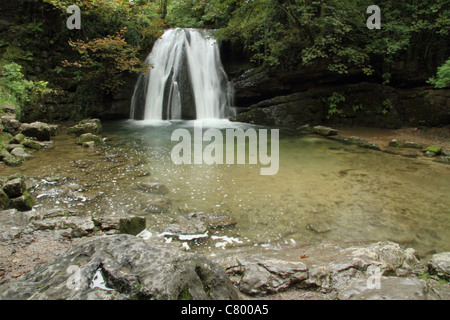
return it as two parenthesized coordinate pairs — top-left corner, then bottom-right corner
(130, 28), (236, 121)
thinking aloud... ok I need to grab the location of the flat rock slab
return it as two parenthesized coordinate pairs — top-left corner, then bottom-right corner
(213, 241), (449, 299)
(338, 277), (427, 300)
(0, 234), (238, 300)
(429, 252), (450, 280)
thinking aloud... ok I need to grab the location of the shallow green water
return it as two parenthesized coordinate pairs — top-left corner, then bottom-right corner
(4, 120), (450, 258)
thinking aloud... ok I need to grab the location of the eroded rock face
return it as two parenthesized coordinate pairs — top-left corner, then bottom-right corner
(429, 252), (450, 280)
(337, 277), (427, 300)
(214, 241), (449, 299)
(0, 234), (239, 300)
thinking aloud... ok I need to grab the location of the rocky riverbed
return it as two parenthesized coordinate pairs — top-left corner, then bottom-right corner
(0, 118), (449, 300)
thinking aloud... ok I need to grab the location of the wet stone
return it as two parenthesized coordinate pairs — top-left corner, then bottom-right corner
(3, 178), (26, 198)
(188, 212), (237, 229)
(401, 142), (423, 149)
(389, 139), (401, 148)
(19, 122), (52, 141)
(337, 277), (426, 300)
(428, 252), (450, 280)
(93, 215), (146, 236)
(312, 126), (338, 137)
(10, 147), (32, 161)
(138, 182), (169, 195)
(142, 199), (169, 214)
(9, 191), (34, 212)
(68, 119), (102, 137)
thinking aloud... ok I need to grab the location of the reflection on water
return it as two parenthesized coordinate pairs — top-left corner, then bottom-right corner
(3, 120), (450, 258)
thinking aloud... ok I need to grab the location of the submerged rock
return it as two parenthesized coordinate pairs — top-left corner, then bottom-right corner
(138, 182), (169, 195)
(337, 277), (427, 300)
(344, 136), (382, 151)
(401, 141), (423, 149)
(142, 199), (169, 214)
(435, 156), (450, 164)
(0, 234), (238, 300)
(188, 212), (237, 230)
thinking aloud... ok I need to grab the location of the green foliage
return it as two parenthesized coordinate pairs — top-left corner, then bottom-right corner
(215, 0), (449, 77)
(36, 0), (165, 117)
(381, 99), (393, 115)
(326, 92), (346, 118)
(0, 62), (52, 120)
(63, 27), (149, 95)
(166, 0), (237, 28)
(428, 58), (450, 88)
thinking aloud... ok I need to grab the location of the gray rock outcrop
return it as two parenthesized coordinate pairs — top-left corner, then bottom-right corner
(0, 234), (239, 300)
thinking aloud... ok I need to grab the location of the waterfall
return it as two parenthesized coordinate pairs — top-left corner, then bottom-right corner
(130, 28), (236, 121)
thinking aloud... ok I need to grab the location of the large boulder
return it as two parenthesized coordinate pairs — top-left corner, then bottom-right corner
(8, 191), (34, 212)
(0, 234), (239, 300)
(3, 178), (26, 198)
(19, 122), (51, 141)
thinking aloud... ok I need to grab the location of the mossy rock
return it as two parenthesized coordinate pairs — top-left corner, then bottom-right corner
(22, 138), (42, 150)
(422, 146), (443, 155)
(177, 285), (192, 300)
(12, 133), (25, 144)
(3, 178), (26, 198)
(68, 119), (102, 137)
(9, 190), (34, 211)
(77, 133), (102, 146)
(402, 142), (423, 149)
(0, 189), (10, 210)
(118, 216), (146, 236)
(344, 136), (381, 151)
(435, 156), (450, 165)
(389, 139), (401, 148)
(312, 126), (338, 137)
(1, 149), (23, 167)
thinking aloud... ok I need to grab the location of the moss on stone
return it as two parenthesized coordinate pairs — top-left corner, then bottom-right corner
(422, 146), (443, 155)
(77, 133), (102, 146)
(118, 217), (146, 236)
(22, 138), (42, 150)
(9, 190), (34, 211)
(0, 189), (10, 210)
(389, 140), (401, 148)
(177, 285), (192, 300)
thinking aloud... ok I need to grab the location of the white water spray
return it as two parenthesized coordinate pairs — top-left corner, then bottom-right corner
(130, 28), (235, 121)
